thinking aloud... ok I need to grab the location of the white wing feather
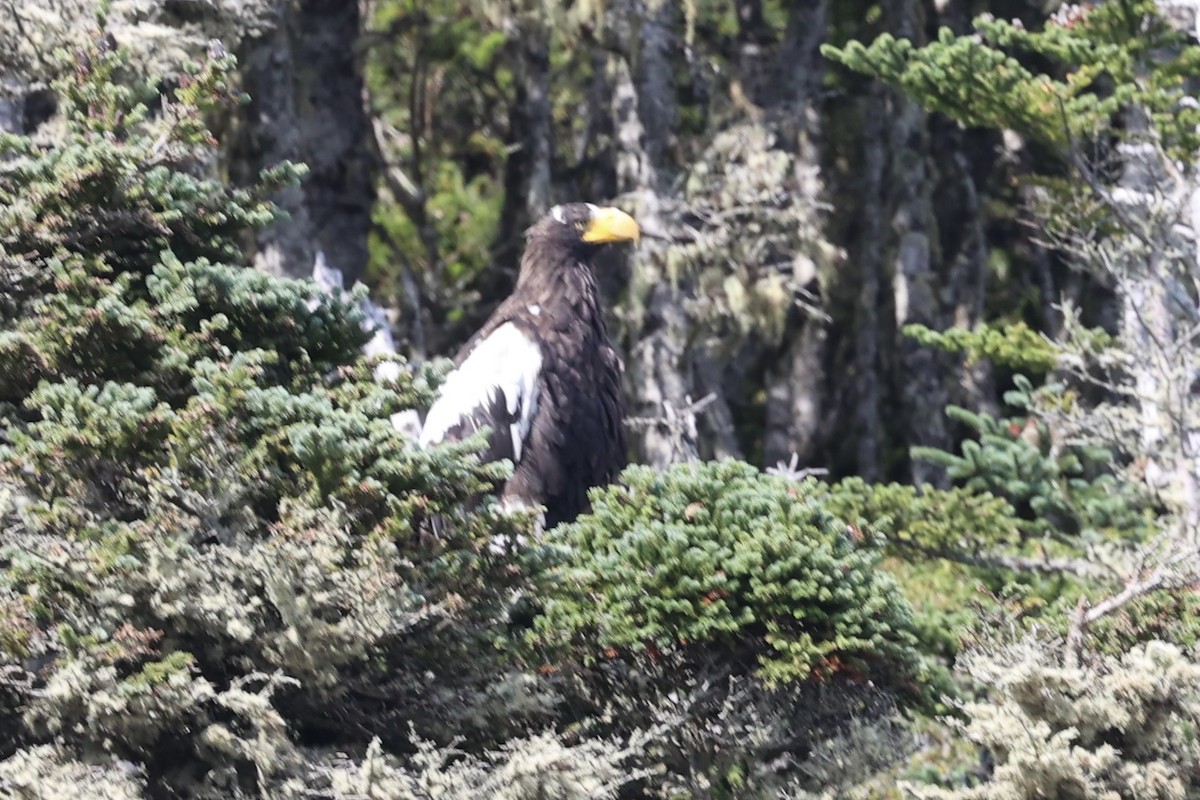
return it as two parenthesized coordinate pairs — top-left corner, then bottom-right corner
(418, 323), (543, 463)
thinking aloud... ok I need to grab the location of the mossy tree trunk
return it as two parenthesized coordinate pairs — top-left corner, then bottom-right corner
(612, 0), (704, 468)
(757, 0), (833, 471)
(880, 0), (950, 487)
(230, 0), (376, 282)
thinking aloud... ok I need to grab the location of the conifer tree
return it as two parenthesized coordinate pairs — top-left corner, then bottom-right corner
(526, 459), (930, 798)
(825, 2), (1200, 793)
(825, 0), (1200, 655)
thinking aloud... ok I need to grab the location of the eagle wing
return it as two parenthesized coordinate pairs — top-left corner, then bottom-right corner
(418, 322), (543, 464)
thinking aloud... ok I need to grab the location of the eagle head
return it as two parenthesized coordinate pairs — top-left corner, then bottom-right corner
(537, 203), (640, 251)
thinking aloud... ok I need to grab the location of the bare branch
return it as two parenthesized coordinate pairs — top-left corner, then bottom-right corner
(1063, 543), (1199, 668)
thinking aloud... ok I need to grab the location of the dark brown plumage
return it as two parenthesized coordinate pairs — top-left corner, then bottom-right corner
(419, 203), (639, 528)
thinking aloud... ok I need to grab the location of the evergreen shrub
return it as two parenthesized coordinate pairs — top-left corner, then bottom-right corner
(909, 638), (1200, 800)
(532, 460), (925, 690)
(0, 31), (551, 797)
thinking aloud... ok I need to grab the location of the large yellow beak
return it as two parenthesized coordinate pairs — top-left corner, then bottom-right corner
(581, 207), (640, 244)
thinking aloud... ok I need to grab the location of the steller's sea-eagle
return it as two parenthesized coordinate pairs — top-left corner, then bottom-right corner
(419, 202), (639, 528)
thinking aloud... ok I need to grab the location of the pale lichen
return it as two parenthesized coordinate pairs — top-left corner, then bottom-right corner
(908, 640), (1200, 799)
(0, 0), (277, 89)
(0, 745), (146, 800)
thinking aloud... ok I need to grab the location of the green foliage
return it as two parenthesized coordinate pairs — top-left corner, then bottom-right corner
(817, 478), (1021, 558)
(0, 29), (938, 797)
(823, 1), (1200, 160)
(799, 369), (1157, 670)
(363, 0), (517, 337)
(812, 478), (1020, 653)
(805, 377), (1156, 669)
(125, 651), (196, 689)
(1086, 590), (1200, 654)
(532, 460), (925, 689)
(525, 462), (935, 797)
(913, 377), (1155, 546)
(18, 3), (1195, 795)
(904, 321), (1058, 374)
(800, 475), (1040, 680)
(0, 43), (285, 274)
(366, 153), (505, 314)
(0, 32), (548, 796)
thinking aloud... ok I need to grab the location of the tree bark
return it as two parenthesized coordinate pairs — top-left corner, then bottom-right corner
(633, 0), (679, 169)
(609, 19), (697, 466)
(522, 21), (554, 219)
(885, 0), (951, 487)
(763, 321), (829, 467)
(231, 0), (375, 282)
(759, 0), (832, 470)
(852, 87), (887, 482)
(944, 133), (997, 418)
(694, 352), (743, 461)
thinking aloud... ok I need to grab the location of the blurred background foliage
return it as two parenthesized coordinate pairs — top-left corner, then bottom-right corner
(359, 0), (1104, 480)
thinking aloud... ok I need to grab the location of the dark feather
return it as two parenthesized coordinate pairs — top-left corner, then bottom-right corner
(420, 203), (633, 528)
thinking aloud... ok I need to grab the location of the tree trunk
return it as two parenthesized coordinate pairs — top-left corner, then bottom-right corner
(759, 0), (832, 470)
(885, 0), (951, 487)
(522, 21), (554, 219)
(633, 0), (679, 168)
(231, 0), (375, 282)
(852, 87), (887, 482)
(1113, 103), (1200, 538)
(763, 322), (829, 468)
(610, 0), (705, 468)
(694, 352), (744, 461)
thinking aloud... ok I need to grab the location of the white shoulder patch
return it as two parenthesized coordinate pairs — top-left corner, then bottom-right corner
(418, 323), (543, 463)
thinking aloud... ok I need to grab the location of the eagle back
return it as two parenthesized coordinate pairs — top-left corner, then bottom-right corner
(486, 262), (625, 526)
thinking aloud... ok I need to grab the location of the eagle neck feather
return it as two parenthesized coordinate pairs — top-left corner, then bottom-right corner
(516, 240), (604, 332)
